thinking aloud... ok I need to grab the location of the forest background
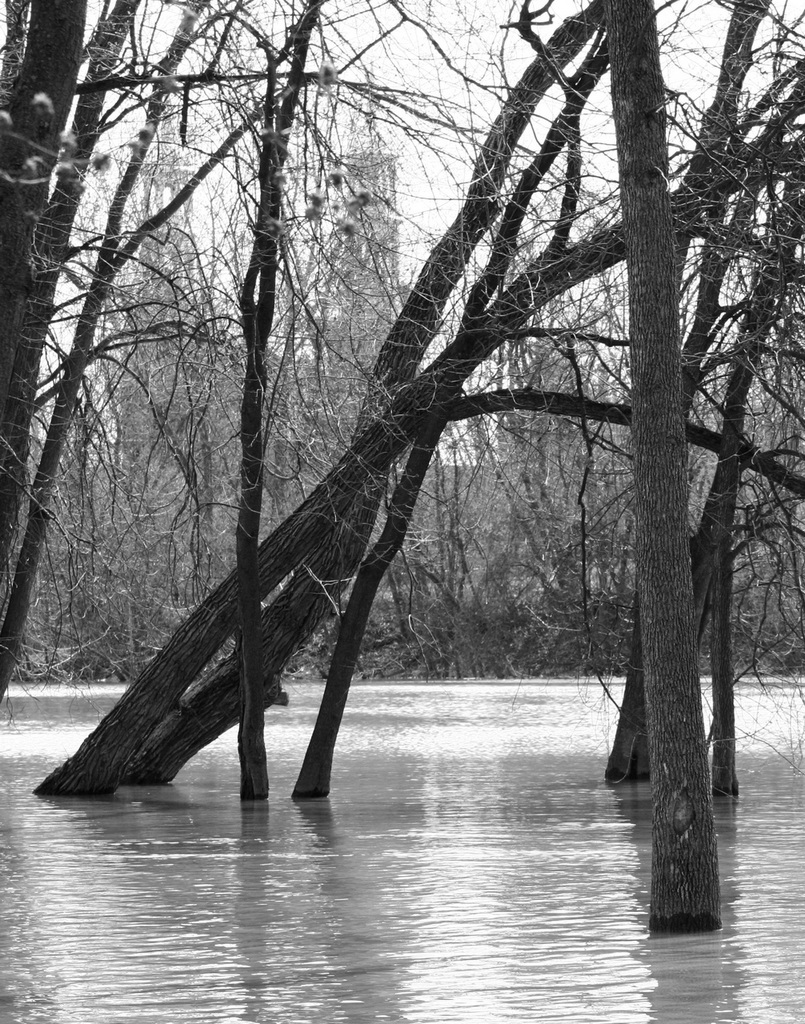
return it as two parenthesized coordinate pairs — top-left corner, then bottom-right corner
(1, 0), (805, 700)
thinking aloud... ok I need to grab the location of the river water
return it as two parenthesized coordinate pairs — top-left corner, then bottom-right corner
(1, 679), (804, 1024)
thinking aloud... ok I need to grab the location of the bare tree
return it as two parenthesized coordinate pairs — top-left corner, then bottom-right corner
(36, 0), (608, 794)
(606, 0), (720, 931)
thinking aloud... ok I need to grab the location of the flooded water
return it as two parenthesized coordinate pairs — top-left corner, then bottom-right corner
(2, 679), (805, 1023)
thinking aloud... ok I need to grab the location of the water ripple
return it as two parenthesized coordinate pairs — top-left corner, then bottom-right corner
(2, 681), (804, 1022)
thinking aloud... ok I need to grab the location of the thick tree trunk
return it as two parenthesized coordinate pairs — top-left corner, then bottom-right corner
(293, 414), (445, 798)
(119, 665), (282, 786)
(606, 524), (724, 785)
(607, 0), (720, 932)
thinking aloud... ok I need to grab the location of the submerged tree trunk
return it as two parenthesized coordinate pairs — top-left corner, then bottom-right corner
(606, 521), (725, 785)
(294, 414), (445, 799)
(706, 385), (746, 802)
(119, 488), (380, 785)
(236, 259), (270, 802)
(710, 536), (737, 797)
(236, 290), (270, 801)
(607, 0), (720, 931)
(604, 600), (649, 781)
(233, 5), (321, 800)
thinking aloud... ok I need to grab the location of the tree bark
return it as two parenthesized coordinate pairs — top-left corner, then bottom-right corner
(706, 390), (748, 801)
(710, 536), (737, 797)
(604, 599), (649, 781)
(236, 260), (270, 802)
(605, 0), (769, 783)
(235, 2), (322, 800)
(0, 0), (87, 426)
(607, 0), (720, 932)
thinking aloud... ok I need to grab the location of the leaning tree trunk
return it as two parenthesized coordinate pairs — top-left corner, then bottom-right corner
(607, 0), (720, 932)
(294, 414), (445, 798)
(119, 483), (380, 785)
(35, 449), (388, 795)
(36, 319), (479, 796)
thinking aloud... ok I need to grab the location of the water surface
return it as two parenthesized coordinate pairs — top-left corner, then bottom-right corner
(2, 679), (804, 1023)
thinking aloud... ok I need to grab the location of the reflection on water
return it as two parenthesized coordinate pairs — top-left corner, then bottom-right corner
(2, 680), (805, 1023)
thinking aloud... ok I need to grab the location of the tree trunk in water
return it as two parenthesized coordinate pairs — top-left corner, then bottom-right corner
(294, 414), (445, 799)
(119, 663), (282, 786)
(233, 32), (303, 801)
(37, 391), (423, 795)
(602, 0), (767, 784)
(709, 178), (803, 795)
(607, 0), (720, 932)
(604, 600), (649, 781)
(710, 536), (737, 797)
(706, 389), (746, 803)
(606, 527), (720, 785)
(237, 630), (269, 801)
(236, 284), (270, 801)
(119, 491), (379, 784)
